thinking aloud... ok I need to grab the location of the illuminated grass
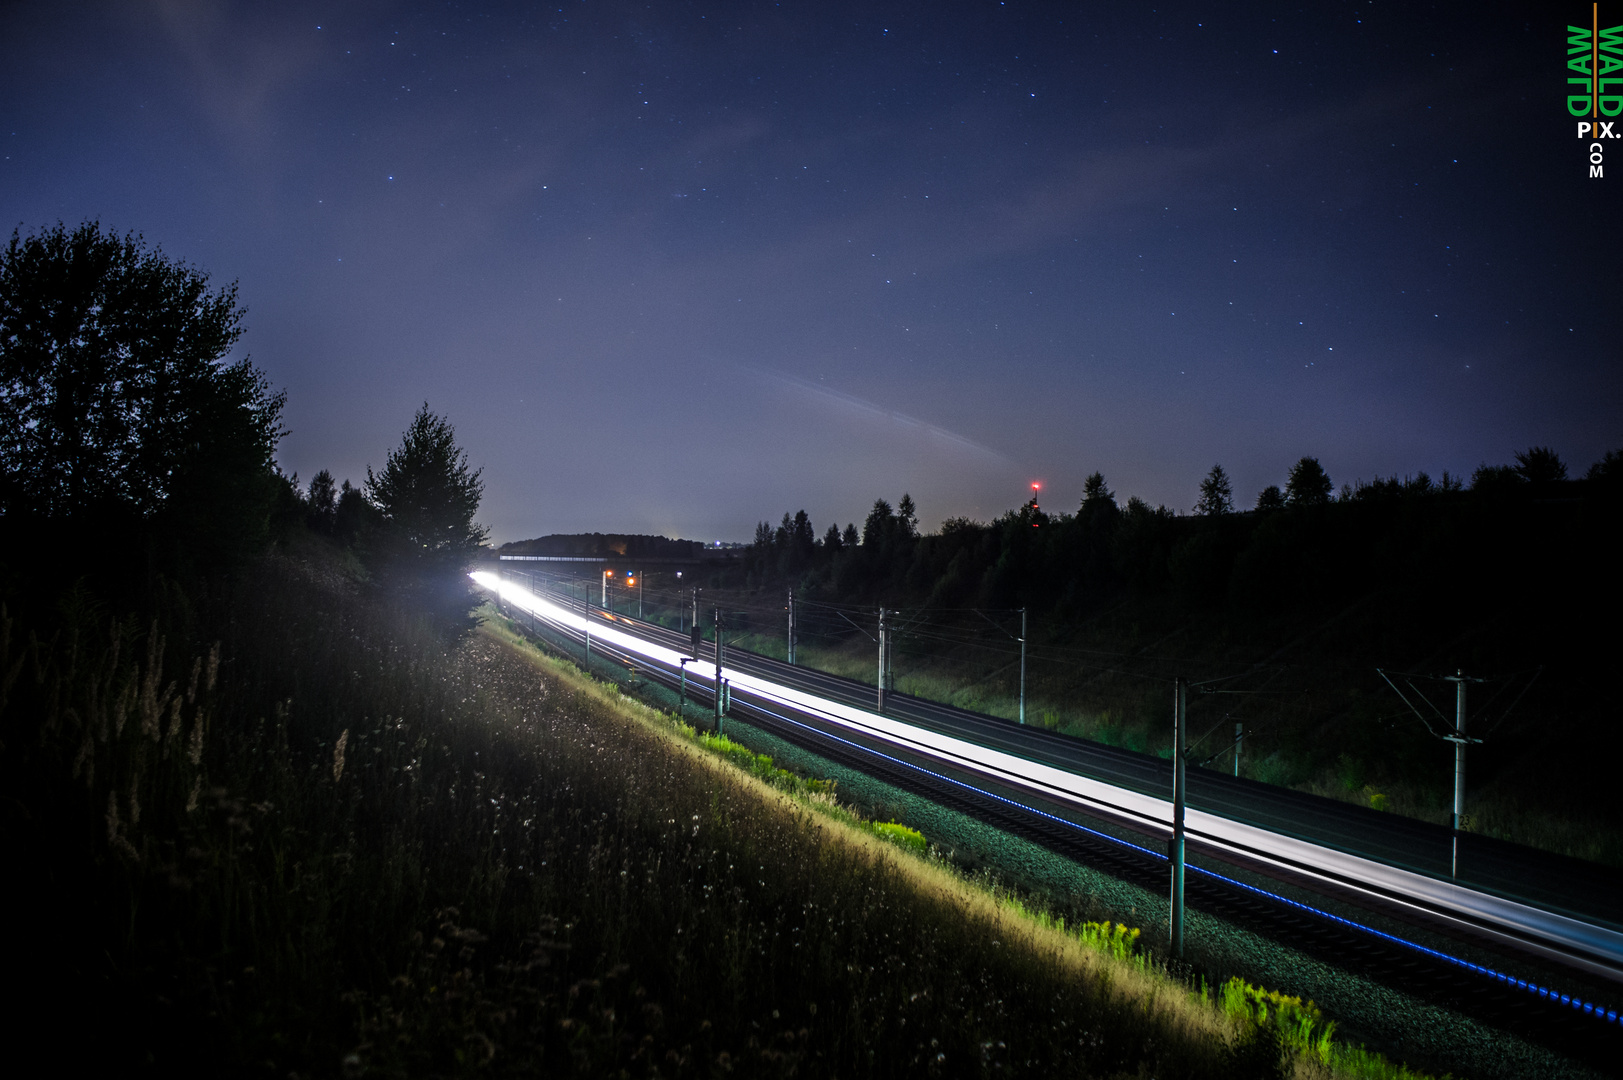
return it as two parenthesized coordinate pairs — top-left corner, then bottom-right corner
(487, 607), (1453, 1080)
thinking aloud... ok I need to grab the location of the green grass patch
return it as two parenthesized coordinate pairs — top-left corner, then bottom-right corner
(870, 820), (927, 854)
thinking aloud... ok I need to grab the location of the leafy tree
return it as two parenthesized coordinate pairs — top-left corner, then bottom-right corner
(0, 221), (284, 565)
(1513, 446), (1567, 484)
(364, 404), (487, 614)
(1284, 457), (1332, 507)
(307, 469), (338, 534)
(1588, 449), (1622, 483)
(1195, 464), (1234, 516)
(334, 479), (375, 544)
(1470, 463), (1521, 493)
(1255, 485), (1285, 512)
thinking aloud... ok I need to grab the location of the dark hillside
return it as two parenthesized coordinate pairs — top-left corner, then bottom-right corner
(500, 532), (707, 560)
(689, 471), (1623, 863)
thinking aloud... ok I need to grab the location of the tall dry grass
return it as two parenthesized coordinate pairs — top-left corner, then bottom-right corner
(0, 553), (1432, 1077)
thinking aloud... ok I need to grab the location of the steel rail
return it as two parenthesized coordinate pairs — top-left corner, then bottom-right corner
(475, 572), (1623, 985)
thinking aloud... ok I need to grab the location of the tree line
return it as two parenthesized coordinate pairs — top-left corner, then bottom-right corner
(730, 447), (1621, 625)
(0, 221), (486, 620)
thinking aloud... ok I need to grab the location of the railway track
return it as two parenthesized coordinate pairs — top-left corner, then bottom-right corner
(482, 572), (1623, 1069)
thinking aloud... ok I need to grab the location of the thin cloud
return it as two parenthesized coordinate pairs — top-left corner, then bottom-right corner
(751, 368), (1017, 466)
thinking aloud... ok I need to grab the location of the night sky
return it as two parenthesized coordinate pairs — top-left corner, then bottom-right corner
(2, 2), (1617, 543)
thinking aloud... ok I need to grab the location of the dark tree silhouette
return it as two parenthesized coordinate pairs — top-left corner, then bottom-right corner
(897, 493), (919, 537)
(768, 509), (816, 573)
(862, 499), (894, 548)
(1195, 464), (1234, 516)
(364, 404), (487, 615)
(1255, 485), (1286, 512)
(1471, 462), (1521, 492)
(334, 479), (375, 544)
(789, 509), (816, 560)
(307, 469), (338, 534)
(822, 522), (844, 553)
(0, 221), (284, 566)
(1080, 472), (1115, 512)
(1284, 456), (1333, 507)
(1588, 449), (1622, 483)
(1513, 446), (1568, 484)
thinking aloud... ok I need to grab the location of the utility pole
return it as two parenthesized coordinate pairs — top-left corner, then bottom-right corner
(714, 607), (724, 733)
(1445, 670), (1472, 879)
(601, 569), (610, 608)
(1169, 676), (1187, 959)
(637, 571), (643, 619)
(876, 607), (890, 714)
(1377, 666), (1489, 881)
(787, 589), (796, 665)
(1018, 607), (1027, 725)
(678, 657), (692, 721)
(1234, 721), (1243, 777)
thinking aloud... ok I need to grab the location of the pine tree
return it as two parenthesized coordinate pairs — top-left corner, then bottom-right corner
(364, 404), (487, 614)
(1195, 464), (1234, 516)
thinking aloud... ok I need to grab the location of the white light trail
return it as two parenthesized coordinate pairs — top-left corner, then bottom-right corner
(473, 571), (1623, 972)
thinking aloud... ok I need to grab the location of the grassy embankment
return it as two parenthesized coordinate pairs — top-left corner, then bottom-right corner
(3, 551), (1439, 1077)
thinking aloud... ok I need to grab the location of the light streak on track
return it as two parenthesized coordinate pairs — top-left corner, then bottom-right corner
(473, 571), (1623, 1022)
